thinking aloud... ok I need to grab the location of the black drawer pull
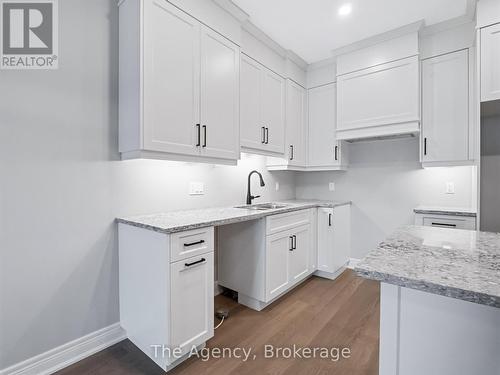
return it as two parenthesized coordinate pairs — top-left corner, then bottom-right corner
(431, 222), (457, 228)
(183, 240), (205, 247)
(185, 258), (206, 267)
(329, 213), (332, 226)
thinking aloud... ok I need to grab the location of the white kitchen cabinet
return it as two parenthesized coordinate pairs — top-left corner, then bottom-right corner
(288, 225), (311, 283)
(119, 0), (240, 164)
(336, 56), (420, 141)
(307, 83), (348, 170)
(240, 54), (285, 155)
(414, 212), (476, 230)
(421, 49), (470, 165)
(218, 209), (314, 311)
(315, 204), (351, 280)
(119, 224), (215, 371)
(480, 23), (500, 102)
(170, 252), (214, 356)
(267, 79), (307, 169)
(265, 231), (291, 301)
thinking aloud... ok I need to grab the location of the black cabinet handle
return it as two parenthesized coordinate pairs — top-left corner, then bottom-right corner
(292, 235), (297, 250)
(289, 145), (294, 160)
(289, 236), (294, 251)
(329, 213), (332, 226)
(185, 258), (206, 267)
(183, 239), (205, 247)
(265, 127), (269, 144)
(262, 127), (266, 143)
(202, 125), (207, 147)
(431, 222), (457, 228)
(196, 124), (201, 147)
(424, 138), (427, 156)
(334, 145), (338, 161)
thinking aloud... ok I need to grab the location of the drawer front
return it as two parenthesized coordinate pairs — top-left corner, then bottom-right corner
(170, 252), (214, 356)
(266, 209), (312, 235)
(170, 227), (214, 262)
(422, 216), (475, 230)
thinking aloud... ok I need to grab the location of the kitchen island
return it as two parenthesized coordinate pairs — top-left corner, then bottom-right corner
(356, 225), (500, 375)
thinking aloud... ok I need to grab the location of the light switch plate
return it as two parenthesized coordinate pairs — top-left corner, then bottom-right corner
(329, 182), (335, 191)
(445, 182), (455, 194)
(189, 182), (205, 195)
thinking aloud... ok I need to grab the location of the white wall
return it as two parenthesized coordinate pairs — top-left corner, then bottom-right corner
(480, 115), (500, 232)
(295, 138), (477, 259)
(0, 0), (295, 370)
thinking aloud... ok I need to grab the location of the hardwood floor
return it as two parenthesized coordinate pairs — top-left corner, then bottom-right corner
(56, 270), (380, 375)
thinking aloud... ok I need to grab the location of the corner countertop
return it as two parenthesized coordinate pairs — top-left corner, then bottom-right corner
(116, 199), (351, 234)
(355, 225), (500, 308)
(414, 205), (477, 217)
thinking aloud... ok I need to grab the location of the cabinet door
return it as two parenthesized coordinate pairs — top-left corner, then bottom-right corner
(265, 232), (290, 302)
(308, 83), (340, 166)
(262, 69), (286, 154)
(286, 80), (307, 166)
(481, 23), (500, 102)
(422, 50), (469, 163)
(317, 208), (335, 273)
(200, 26), (240, 160)
(331, 205), (351, 273)
(143, 0), (200, 155)
(170, 252), (214, 356)
(240, 55), (265, 151)
(289, 225), (311, 283)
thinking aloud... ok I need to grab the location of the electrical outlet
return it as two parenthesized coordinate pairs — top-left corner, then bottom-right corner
(329, 182), (335, 192)
(189, 182), (205, 195)
(275, 182), (280, 191)
(445, 182), (455, 194)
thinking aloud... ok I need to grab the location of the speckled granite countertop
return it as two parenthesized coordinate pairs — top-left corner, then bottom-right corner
(414, 205), (477, 217)
(117, 199), (351, 234)
(355, 225), (500, 308)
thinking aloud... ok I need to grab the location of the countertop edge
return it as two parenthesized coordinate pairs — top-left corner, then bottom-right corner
(116, 200), (352, 234)
(413, 208), (477, 218)
(354, 268), (500, 309)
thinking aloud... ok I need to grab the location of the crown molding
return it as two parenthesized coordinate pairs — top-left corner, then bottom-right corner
(286, 50), (308, 70)
(330, 20), (424, 58)
(212, 0), (249, 23)
(241, 21), (287, 57)
(307, 56), (337, 71)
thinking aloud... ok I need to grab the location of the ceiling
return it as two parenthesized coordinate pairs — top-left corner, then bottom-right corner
(232, 0), (473, 63)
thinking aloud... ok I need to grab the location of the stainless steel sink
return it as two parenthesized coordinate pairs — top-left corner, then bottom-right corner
(234, 203), (288, 210)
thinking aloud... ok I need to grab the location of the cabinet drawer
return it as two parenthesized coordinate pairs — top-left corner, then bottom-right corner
(170, 227), (214, 262)
(266, 209), (312, 235)
(422, 216), (476, 230)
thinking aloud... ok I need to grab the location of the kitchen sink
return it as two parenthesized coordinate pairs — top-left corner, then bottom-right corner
(234, 203), (288, 210)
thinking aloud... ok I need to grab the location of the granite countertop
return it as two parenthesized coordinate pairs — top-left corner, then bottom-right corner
(414, 205), (477, 217)
(355, 225), (500, 308)
(116, 199), (351, 234)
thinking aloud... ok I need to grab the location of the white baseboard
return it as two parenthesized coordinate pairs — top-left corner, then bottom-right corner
(1, 323), (126, 375)
(347, 258), (361, 270)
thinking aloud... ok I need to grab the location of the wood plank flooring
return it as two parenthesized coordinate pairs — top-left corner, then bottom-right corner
(56, 270), (380, 375)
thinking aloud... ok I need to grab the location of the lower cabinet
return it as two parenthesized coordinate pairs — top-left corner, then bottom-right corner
(119, 224), (214, 371)
(219, 209), (314, 310)
(315, 204), (351, 279)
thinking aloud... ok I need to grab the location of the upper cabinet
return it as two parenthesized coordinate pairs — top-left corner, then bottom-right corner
(480, 23), (500, 102)
(336, 34), (420, 141)
(119, 0), (240, 164)
(267, 79), (307, 169)
(307, 83), (347, 170)
(421, 49), (471, 166)
(240, 54), (285, 156)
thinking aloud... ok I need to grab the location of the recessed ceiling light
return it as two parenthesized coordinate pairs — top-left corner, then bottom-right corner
(338, 3), (352, 16)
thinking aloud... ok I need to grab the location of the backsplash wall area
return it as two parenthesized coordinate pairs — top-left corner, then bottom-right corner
(295, 138), (477, 259)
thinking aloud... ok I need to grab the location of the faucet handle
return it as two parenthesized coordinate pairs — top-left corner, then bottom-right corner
(252, 195), (261, 200)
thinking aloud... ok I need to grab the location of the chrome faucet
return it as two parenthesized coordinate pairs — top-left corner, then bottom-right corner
(246, 170), (265, 205)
